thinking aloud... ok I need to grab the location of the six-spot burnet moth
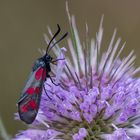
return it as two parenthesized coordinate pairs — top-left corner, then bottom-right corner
(18, 24), (68, 124)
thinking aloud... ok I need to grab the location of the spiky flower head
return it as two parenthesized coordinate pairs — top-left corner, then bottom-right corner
(14, 5), (140, 140)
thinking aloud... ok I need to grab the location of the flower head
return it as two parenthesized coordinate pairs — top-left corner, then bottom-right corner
(14, 5), (140, 140)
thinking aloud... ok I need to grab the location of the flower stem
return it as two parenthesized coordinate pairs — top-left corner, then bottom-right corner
(0, 117), (10, 140)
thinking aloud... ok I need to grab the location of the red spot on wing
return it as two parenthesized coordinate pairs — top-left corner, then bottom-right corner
(21, 100), (37, 113)
(26, 87), (34, 95)
(35, 87), (40, 94)
(28, 100), (37, 109)
(35, 67), (43, 80)
(21, 105), (28, 112)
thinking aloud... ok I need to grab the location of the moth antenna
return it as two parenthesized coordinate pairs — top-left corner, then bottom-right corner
(46, 24), (61, 53)
(48, 32), (68, 53)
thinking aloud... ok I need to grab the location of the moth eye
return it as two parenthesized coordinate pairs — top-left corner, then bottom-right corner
(46, 55), (52, 61)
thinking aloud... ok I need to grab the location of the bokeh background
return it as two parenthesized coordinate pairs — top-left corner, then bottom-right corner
(0, 0), (140, 138)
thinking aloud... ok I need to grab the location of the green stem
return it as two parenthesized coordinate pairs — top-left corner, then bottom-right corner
(0, 117), (10, 140)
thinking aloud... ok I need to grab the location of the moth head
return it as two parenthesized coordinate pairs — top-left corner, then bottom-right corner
(45, 54), (53, 63)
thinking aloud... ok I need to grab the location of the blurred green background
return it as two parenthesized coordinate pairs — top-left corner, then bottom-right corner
(0, 0), (140, 138)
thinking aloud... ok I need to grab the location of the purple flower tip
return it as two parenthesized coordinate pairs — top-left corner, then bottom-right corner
(14, 8), (140, 140)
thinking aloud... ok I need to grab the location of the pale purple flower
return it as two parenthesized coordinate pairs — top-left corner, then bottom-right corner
(14, 4), (140, 140)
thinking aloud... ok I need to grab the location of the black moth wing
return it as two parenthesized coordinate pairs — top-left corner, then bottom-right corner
(18, 60), (46, 124)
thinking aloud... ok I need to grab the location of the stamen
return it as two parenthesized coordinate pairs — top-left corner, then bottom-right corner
(55, 48), (67, 85)
(83, 44), (88, 92)
(65, 63), (78, 85)
(75, 72), (82, 89)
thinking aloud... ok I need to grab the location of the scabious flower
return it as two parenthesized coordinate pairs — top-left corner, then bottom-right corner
(14, 5), (140, 140)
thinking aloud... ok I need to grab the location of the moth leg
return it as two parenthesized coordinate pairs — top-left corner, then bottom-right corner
(43, 84), (51, 100)
(51, 58), (65, 65)
(48, 75), (60, 86)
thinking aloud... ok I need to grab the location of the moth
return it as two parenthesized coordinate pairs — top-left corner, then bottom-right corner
(18, 24), (68, 124)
